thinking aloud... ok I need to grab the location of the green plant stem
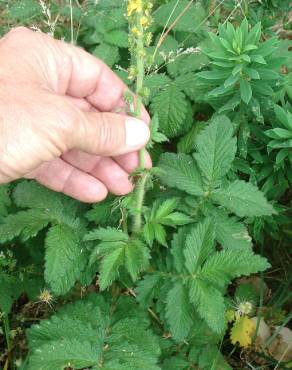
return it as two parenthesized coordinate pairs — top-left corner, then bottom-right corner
(133, 172), (150, 234)
(3, 314), (11, 352)
(135, 16), (145, 170)
(133, 10), (148, 234)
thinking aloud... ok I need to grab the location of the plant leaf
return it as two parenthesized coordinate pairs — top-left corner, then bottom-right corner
(211, 180), (276, 217)
(194, 116), (237, 188)
(166, 281), (193, 341)
(159, 153), (204, 196)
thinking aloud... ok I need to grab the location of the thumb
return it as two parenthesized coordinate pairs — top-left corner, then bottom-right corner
(72, 111), (150, 156)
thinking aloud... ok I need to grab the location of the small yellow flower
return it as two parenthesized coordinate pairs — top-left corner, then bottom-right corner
(127, 0), (143, 17)
(140, 16), (149, 28)
(128, 66), (137, 80)
(131, 26), (142, 37)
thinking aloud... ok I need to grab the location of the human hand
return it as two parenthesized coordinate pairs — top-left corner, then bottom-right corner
(0, 27), (151, 202)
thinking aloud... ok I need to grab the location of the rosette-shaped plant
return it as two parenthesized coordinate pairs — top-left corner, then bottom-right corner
(266, 105), (292, 164)
(197, 19), (282, 115)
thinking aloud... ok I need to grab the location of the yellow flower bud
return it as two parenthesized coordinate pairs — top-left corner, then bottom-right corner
(127, 0), (143, 17)
(140, 16), (149, 28)
(131, 26), (142, 37)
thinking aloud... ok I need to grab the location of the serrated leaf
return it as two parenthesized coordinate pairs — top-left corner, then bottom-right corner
(184, 219), (215, 274)
(13, 181), (62, 210)
(92, 43), (120, 67)
(7, 0), (41, 20)
(125, 240), (150, 281)
(0, 275), (22, 314)
(151, 85), (187, 137)
(99, 239), (150, 289)
(154, 223), (167, 246)
(154, 0), (206, 33)
(0, 209), (50, 243)
(99, 246), (125, 290)
(213, 210), (252, 250)
(166, 282), (193, 341)
(211, 180), (276, 217)
(189, 280), (225, 333)
(159, 153), (204, 196)
(143, 222), (155, 247)
(177, 123), (205, 154)
(194, 116), (237, 188)
(136, 274), (162, 307)
(144, 74), (172, 102)
(27, 296), (161, 370)
(28, 338), (101, 370)
(162, 212), (193, 226)
(45, 224), (86, 295)
(84, 227), (128, 242)
(155, 198), (178, 220)
(0, 185), (10, 218)
(28, 315), (100, 349)
(200, 249), (270, 288)
(85, 196), (120, 226)
(13, 181), (78, 226)
(167, 53), (209, 78)
(104, 29), (128, 48)
(171, 228), (187, 274)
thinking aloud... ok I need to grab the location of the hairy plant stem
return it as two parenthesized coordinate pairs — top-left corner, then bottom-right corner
(133, 172), (151, 234)
(132, 11), (148, 234)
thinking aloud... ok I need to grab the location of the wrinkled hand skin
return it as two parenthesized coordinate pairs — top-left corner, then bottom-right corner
(0, 27), (151, 202)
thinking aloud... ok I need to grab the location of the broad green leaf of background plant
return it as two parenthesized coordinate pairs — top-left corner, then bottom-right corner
(184, 219), (215, 274)
(143, 198), (192, 246)
(189, 280), (226, 334)
(211, 180), (276, 217)
(166, 281), (193, 341)
(158, 153), (204, 196)
(154, 0), (206, 33)
(150, 85), (188, 137)
(194, 116), (237, 189)
(45, 224), (86, 295)
(27, 296), (161, 370)
(85, 228), (150, 289)
(0, 185), (10, 218)
(0, 274), (23, 314)
(213, 209), (252, 250)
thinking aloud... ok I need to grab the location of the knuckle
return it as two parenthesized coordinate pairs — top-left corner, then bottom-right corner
(6, 26), (31, 39)
(55, 102), (82, 149)
(97, 113), (123, 154)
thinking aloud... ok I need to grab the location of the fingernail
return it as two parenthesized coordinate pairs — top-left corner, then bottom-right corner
(125, 118), (150, 149)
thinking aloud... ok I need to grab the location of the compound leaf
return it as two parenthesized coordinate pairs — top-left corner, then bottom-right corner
(159, 153), (204, 196)
(194, 116), (237, 188)
(166, 281), (193, 341)
(45, 224), (86, 295)
(28, 338), (101, 370)
(0, 209), (49, 243)
(200, 249), (270, 288)
(151, 85), (187, 137)
(211, 180), (276, 217)
(184, 219), (215, 274)
(189, 279), (225, 333)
